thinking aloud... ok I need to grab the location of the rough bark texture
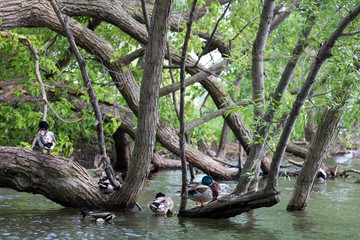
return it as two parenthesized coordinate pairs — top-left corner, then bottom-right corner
(287, 105), (345, 211)
(178, 189), (280, 218)
(115, 0), (174, 210)
(304, 109), (316, 143)
(0, 0), (238, 180)
(286, 143), (308, 159)
(112, 127), (131, 172)
(0, 147), (110, 209)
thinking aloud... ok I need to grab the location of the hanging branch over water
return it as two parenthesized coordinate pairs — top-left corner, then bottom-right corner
(49, 0), (120, 189)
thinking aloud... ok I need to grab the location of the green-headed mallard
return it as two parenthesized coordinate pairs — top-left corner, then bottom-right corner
(80, 207), (115, 223)
(37, 121), (56, 155)
(188, 175), (221, 207)
(149, 192), (174, 215)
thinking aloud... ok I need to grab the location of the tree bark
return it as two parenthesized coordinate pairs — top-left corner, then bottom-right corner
(114, 0), (174, 210)
(0, 0), (238, 180)
(0, 147), (110, 209)
(287, 105), (345, 211)
(266, 4), (360, 192)
(178, 189), (280, 218)
(234, 0), (275, 195)
(112, 127), (131, 172)
(151, 152), (182, 170)
(304, 109), (316, 143)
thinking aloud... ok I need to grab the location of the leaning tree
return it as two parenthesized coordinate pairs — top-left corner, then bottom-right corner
(1, 0), (360, 217)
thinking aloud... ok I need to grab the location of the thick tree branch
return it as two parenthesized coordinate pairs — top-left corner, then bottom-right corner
(0, 147), (110, 209)
(0, 0), (238, 180)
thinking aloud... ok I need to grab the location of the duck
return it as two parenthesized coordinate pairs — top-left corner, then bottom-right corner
(148, 192), (174, 215)
(187, 175), (221, 207)
(80, 207), (115, 223)
(37, 121), (56, 155)
(316, 168), (327, 184)
(98, 178), (114, 194)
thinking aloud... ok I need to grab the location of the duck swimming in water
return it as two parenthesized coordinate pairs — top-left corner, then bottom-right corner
(37, 121), (56, 155)
(149, 192), (174, 215)
(187, 175), (221, 207)
(80, 207), (115, 223)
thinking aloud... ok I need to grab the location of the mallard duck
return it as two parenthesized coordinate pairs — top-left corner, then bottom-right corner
(37, 121), (56, 155)
(316, 168), (327, 184)
(80, 207), (115, 223)
(98, 178), (114, 194)
(149, 192), (174, 215)
(188, 175), (221, 207)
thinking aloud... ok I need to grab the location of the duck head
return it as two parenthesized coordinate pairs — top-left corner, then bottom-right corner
(201, 175), (214, 186)
(80, 207), (90, 218)
(155, 192), (166, 198)
(39, 121), (49, 130)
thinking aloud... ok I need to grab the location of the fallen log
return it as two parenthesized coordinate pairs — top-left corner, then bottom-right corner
(151, 152), (182, 170)
(288, 159), (304, 167)
(286, 143), (308, 158)
(178, 189), (280, 219)
(0, 146), (111, 209)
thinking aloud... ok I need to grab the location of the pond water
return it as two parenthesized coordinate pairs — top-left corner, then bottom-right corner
(1, 155), (359, 240)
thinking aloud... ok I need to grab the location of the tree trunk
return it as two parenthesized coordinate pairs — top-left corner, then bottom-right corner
(0, 147), (110, 209)
(151, 152), (182, 170)
(114, 0), (174, 210)
(233, 0), (275, 195)
(216, 121), (230, 159)
(0, 0), (237, 180)
(266, 5), (360, 192)
(304, 109), (316, 143)
(112, 126), (131, 172)
(287, 105), (345, 211)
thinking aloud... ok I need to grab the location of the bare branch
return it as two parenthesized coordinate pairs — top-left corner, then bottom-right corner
(49, 0), (120, 189)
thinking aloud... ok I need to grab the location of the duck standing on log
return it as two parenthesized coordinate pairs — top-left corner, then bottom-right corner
(37, 121), (56, 155)
(188, 175), (221, 207)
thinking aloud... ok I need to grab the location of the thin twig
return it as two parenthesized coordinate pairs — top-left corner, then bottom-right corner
(195, 0), (233, 66)
(49, 0), (120, 189)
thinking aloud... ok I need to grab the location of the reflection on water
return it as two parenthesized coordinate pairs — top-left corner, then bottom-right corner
(1, 156), (360, 240)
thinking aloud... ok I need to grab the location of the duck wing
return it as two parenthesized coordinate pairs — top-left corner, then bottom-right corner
(188, 184), (211, 194)
(149, 196), (174, 213)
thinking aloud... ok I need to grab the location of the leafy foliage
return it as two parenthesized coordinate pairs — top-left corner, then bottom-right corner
(1, 0), (360, 158)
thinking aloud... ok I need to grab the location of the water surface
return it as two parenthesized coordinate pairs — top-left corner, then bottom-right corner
(1, 155), (359, 240)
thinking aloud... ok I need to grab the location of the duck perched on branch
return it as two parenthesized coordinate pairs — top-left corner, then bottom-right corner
(188, 175), (221, 207)
(149, 192), (174, 215)
(80, 207), (115, 223)
(37, 121), (56, 155)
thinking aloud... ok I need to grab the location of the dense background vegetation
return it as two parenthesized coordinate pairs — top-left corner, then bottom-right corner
(1, 0), (359, 158)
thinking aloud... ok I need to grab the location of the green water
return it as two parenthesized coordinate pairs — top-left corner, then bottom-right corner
(1, 155), (359, 240)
